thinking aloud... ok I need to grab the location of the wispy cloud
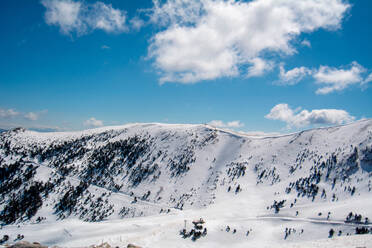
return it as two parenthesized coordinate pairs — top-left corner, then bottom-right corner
(0, 108), (54, 131)
(24, 110), (48, 121)
(363, 73), (372, 85)
(24, 112), (39, 121)
(301, 39), (311, 48)
(149, 0), (204, 27)
(0, 108), (19, 118)
(130, 16), (145, 30)
(208, 120), (244, 129)
(84, 117), (104, 127)
(41, 0), (128, 36)
(148, 0), (350, 83)
(265, 103), (355, 128)
(1, 107), (49, 123)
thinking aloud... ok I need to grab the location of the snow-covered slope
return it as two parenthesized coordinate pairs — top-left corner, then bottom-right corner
(0, 120), (372, 247)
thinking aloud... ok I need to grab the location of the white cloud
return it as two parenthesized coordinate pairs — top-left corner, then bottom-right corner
(150, 0), (204, 27)
(247, 58), (274, 78)
(226, 121), (244, 128)
(84, 117), (104, 127)
(0, 108), (48, 121)
(363, 73), (372, 85)
(276, 61), (371, 92)
(313, 61), (366, 94)
(24, 112), (39, 121)
(0, 108), (19, 118)
(93, 2), (127, 32)
(130, 16), (145, 30)
(41, 0), (127, 35)
(42, 0), (82, 34)
(301, 39), (311, 48)
(278, 64), (312, 85)
(101, 45), (110, 49)
(208, 120), (244, 128)
(24, 110), (48, 121)
(265, 103), (355, 128)
(149, 0), (350, 83)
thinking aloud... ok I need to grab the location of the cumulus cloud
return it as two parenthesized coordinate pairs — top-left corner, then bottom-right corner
(313, 61), (366, 94)
(247, 58), (274, 78)
(276, 61), (371, 92)
(0, 108), (19, 118)
(84, 117), (104, 127)
(265, 103), (355, 128)
(278, 64), (312, 85)
(149, 0), (350, 83)
(41, 0), (127, 35)
(208, 120), (244, 128)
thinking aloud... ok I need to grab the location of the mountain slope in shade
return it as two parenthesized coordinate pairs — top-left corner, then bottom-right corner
(0, 120), (371, 247)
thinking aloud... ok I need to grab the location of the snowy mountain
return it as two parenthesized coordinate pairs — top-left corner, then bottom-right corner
(0, 120), (372, 247)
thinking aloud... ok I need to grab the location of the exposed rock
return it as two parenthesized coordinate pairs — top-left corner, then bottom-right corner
(127, 244), (142, 248)
(89, 242), (111, 248)
(9, 241), (47, 248)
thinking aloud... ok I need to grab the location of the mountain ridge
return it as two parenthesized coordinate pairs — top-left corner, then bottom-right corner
(0, 119), (371, 247)
(5, 118), (371, 139)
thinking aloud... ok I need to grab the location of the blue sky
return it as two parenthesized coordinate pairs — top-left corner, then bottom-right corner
(0, 0), (371, 133)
